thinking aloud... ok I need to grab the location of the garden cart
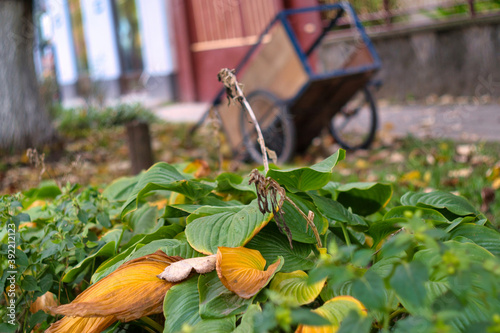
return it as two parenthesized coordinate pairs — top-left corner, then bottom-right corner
(195, 2), (381, 163)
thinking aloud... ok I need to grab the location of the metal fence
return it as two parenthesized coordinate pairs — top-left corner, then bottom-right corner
(319, 0), (500, 27)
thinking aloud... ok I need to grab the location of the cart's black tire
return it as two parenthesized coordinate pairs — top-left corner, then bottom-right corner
(240, 90), (296, 164)
(329, 87), (378, 150)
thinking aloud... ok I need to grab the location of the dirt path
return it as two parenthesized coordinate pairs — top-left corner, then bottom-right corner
(152, 102), (500, 142)
(379, 103), (500, 142)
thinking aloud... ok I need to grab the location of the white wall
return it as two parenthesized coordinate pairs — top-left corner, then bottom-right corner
(135, 0), (176, 76)
(80, 0), (121, 80)
(47, 0), (79, 85)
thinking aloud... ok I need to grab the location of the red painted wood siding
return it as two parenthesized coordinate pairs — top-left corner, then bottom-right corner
(186, 0), (283, 101)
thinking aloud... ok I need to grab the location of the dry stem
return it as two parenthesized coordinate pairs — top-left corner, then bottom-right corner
(284, 197), (323, 248)
(218, 68), (269, 174)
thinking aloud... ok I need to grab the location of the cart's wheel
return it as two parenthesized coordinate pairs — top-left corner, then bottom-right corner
(240, 90), (295, 164)
(329, 87), (378, 150)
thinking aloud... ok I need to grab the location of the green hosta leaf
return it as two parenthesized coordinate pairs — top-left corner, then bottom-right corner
(164, 276), (201, 333)
(101, 229), (124, 251)
(313, 296), (367, 327)
(310, 194), (367, 227)
(266, 150), (345, 192)
(328, 182), (393, 216)
(367, 220), (401, 247)
(121, 162), (215, 217)
(320, 279), (353, 302)
(163, 197), (242, 219)
(123, 224), (184, 250)
(63, 241), (116, 283)
(245, 223), (317, 272)
(186, 205), (246, 224)
(269, 270), (325, 305)
(190, 317), (236, 333)
(400, 191), (479, 217)
(233, 304), (262, 333)
(215, 173), (256, 199)
(163, 204), (204, 218)
(449, 295), (500, 332)
(199, 271), (252, 319)
(370, 257), (401, 279)
(450, 224), (500, 256)
(384, 206), (449, 223)
(389, 261), (429, 314)
(90, 244), (140, 283)
(445, 217), (475, 233)
(127, 204), (161, 235)
(185, 200), (272, 254)
(280, 193), (328, 244)
(414, 240), (494, 279)
(426, 279), (450, 305)
(102, 176), (138, 202)
(370, 256), (402, 279)
(92, 238), (202, 283)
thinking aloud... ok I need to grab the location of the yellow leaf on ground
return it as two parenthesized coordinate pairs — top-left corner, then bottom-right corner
(51, 250), (182, 322)
(400, 170), (421, 182)
(216, 246), (281, 299)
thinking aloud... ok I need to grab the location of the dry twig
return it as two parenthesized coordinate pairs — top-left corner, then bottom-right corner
(218, 68), (269, 174)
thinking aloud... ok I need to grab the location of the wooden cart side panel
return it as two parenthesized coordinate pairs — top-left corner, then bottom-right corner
(217, 23), (309, 151)
(341, 45), (374, 69)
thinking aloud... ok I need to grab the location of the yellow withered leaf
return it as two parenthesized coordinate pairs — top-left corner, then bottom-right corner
(216, 246), (281, 299)
(269, 271), (326, 306)
(30, 291), (58, 314)
(295, 296), (367, 333)
(45, 316), (116, 333)
(51, 250), (182, 322)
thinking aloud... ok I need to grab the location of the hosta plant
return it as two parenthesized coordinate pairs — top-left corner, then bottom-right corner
(1, 150), (500, 332)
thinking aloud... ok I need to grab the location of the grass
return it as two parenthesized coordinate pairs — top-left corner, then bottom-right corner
(329, 136), (500, 225)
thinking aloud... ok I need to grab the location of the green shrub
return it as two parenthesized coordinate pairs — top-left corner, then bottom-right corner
(55, 103), (159, 137)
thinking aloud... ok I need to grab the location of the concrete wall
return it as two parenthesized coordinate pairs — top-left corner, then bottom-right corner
(321, 15), (500, 101)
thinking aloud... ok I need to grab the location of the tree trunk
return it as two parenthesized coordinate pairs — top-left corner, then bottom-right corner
(126, 121), (154, 174)
(0, 0), (56, 151)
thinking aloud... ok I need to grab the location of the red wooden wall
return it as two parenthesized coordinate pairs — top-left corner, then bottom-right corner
(172, 0), (321, 102)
